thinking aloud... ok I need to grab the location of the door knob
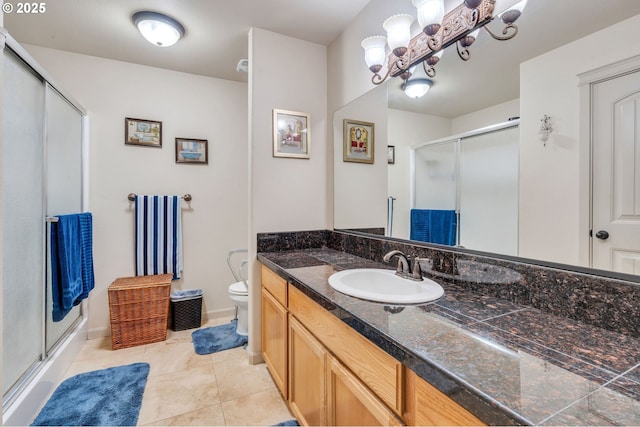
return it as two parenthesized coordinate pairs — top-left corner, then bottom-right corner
(595, 230), (609, 240)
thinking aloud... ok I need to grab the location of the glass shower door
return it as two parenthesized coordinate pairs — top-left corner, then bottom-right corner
(413, 139), (458, 210)
(459, 126), (519, 255)
(2, 49), (46, 395)
(412, 139), (459, 244)
(45, 84), (83, 352)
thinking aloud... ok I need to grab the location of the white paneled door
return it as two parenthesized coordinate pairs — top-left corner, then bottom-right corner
(592, 69), (640, 274)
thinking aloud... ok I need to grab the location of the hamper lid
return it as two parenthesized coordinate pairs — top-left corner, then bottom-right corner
(110, 274), (173, 289)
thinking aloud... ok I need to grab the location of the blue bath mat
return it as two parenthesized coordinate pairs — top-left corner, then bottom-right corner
(273, 420), (299, 426)
(192, 320), (248, 355)
(31, 362), (149, 426)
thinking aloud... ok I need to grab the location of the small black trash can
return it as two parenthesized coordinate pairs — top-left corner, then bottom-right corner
(169, 289), (203, 331)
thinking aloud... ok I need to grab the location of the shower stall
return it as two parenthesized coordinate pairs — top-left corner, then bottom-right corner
(411, 121), (519, 256)
(2, 34), (89, 424)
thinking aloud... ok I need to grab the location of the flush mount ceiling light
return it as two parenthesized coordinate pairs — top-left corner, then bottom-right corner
(402, 78), (433, 98)
(132, 11), (185, 47)
(362, 0), (527, 85)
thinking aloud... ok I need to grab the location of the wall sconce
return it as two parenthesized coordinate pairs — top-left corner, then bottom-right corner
(362, 0), (527, 85)
(132, 11), (185, 47)
(539, 115), (552, 145)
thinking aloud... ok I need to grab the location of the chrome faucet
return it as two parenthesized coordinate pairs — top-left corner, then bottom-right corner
(383, 250), (424, 281)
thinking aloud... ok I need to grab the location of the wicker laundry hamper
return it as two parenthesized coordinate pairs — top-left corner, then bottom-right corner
(108, 273), (173, 350)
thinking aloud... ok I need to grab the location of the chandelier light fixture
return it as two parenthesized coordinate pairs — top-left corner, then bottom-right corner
(132, 11), (185, 47)
(403, 78), (433, 98)
(362, 0), (527, 87)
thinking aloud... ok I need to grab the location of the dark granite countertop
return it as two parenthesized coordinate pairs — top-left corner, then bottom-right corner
(258, 248), (640, 426)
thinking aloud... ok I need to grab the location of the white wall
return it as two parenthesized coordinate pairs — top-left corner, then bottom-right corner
(327, 1), (402, 231)
(327, 0), (399, 115)
(22, 45), (248, 338)
(333, 85), (388, 230)
(452, 98), (520, 134)
(247, 28), (327, 362)
(519, 13), (640, 265)
(387, 108), (451, 239)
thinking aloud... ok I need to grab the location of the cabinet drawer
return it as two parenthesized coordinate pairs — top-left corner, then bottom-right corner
(289, 284), (403, 416)
(261, 264), (287, 307)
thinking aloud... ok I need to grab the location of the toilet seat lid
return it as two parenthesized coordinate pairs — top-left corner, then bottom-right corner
(229, 281), (248, 296)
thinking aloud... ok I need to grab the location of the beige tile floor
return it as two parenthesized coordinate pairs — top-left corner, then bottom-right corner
(59, 317), (295, 426)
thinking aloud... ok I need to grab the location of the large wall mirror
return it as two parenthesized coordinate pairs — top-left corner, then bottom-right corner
(333, 0), (640, 281)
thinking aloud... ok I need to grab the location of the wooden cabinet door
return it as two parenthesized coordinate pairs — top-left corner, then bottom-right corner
(327, 355), (403, 426)
(288, 316), (327, 426)
(404, 369), (485, 426)
(261, 287), (288, 399)
(288, 284), (403, 416)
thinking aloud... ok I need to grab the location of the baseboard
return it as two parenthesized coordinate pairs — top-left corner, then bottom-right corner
(205, 307), (235, 322)
(88, 326), (110, 340)
(247, 349), (264, 365)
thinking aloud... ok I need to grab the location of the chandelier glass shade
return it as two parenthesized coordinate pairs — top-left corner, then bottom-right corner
(362, 0), (527, 88)
(403, 78), (433, 98)
(412, 0), (445, 36)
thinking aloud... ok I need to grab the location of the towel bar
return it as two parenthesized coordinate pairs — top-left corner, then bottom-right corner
(127, 193), (192, 202)
(45, 217), (59, 223)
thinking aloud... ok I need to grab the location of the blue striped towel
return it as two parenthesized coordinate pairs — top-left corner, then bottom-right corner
(135, 195), (183, 280)
(51, 212), (95, 322)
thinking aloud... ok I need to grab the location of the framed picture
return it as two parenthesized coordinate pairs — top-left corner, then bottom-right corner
(273, 109), (311, 159)
(387, 145), (395, 164)
(175, 138), (208, 164)
(125, 117), (162, 148)
(343, 119), (375, 164)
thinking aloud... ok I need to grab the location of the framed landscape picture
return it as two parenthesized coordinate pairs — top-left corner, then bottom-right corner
(125, 117), (162, 148)
(175, 138), (208, 164)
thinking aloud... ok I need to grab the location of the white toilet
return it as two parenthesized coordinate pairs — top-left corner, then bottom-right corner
(228, 281), (248, 336)
(227, 249), (249, 336)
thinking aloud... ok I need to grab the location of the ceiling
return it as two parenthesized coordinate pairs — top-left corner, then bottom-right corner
(3, 0), (371, 82)
(5, 0), (640, 118)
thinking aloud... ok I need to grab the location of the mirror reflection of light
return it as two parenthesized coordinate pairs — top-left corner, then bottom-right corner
(461, 328), (519, 357)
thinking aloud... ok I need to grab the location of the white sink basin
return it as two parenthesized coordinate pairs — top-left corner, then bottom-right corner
(328, 268), (444, 304)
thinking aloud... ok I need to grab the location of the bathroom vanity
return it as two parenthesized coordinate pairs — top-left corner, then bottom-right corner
(261, 262), (483, 426)
(258, 230), (640, 426)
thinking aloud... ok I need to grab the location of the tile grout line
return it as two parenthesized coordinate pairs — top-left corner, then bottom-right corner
(537, 362), (640, 425)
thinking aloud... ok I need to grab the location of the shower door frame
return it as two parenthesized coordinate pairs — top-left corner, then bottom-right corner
(2, 31), (90, 424)
(409, 119), (520, 252)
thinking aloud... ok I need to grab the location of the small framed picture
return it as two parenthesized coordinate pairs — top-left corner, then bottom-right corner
(387, 145), (395, 164)
(344, 119), (375, 164)
(125, 117), (162, 148)
(175, 138), (208, 164)
(273, 109), (311, 159)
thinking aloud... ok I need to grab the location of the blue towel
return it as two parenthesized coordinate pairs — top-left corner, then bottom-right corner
(135, 195), (183, 280)
(51, 213), (95, 322)
(410, 209), (457, 246)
